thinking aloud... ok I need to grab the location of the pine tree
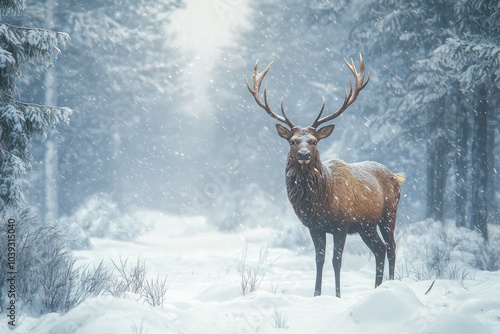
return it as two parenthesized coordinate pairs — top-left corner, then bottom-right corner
(15, 0), (183, 214)
(430, 0), (499, 239)
(0, 1), (72, 211)
(354, 0), (499, 237)
(355, 0), (459, 221)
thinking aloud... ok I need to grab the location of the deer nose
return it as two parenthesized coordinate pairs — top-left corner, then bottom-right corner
(297, 149), (310, 161)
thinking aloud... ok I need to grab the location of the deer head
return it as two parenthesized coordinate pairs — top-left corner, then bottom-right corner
(246, 54), (370, 165)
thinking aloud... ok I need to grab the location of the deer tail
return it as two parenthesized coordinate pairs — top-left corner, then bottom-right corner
(395, 173), (406, 185)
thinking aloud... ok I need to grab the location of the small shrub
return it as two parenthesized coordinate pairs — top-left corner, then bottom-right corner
(110, 256), (147, 296)
(0, 206), (111, 314)
(397, 219), (500, 282)
(1, 206), (168, 316)
(471, 229), (500, 271)
(131, 318), (150, 334)
(110, 256), (169, 308)
(273, 223), (311, 254)
(240, 267), (265, 296)
(239, 244), (268, 296)
(142, 275), (169, 308)
(272, 308), (289, 329)
(59, 193), (153, 243)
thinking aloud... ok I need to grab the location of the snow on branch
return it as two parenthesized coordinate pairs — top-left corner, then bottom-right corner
(431, 37), (500, 90)
(0, 23), (69, 65)
(0, 0), (25, 17)
(1, 95), (73, 135)
(0, 98), (72, 210)
(0, 23), (69, 97)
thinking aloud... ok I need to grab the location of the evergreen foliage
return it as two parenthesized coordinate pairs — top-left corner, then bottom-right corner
(0, 0), (24, 17)
(19, 0), (184, 214)
(210, 0), (498, 236)
(0, 0), (71, 210)
(354, 0), (499, 236)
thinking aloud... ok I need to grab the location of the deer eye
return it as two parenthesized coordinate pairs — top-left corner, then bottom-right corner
(312, 140), (318, 145)
(289, 140), (296, 145)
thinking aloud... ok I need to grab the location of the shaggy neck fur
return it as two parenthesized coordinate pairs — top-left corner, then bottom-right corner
(285, 152), (331, 228)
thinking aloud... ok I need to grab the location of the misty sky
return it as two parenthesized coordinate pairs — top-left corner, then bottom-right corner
(170, 0), (251, 114)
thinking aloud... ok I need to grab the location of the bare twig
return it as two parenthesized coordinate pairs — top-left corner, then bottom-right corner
(425, 280), (436, 295)
(142, 275), (169, 308)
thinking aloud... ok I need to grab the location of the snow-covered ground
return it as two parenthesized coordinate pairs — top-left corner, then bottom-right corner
(8, 212), (500, 334)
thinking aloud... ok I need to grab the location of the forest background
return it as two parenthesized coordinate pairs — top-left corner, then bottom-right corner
(1, 0), (498, 241)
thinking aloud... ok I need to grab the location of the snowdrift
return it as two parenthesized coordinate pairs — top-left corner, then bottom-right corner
(5, 213), (500, 334)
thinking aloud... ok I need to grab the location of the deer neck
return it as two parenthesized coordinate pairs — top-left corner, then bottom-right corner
(285, 154), (330, 227)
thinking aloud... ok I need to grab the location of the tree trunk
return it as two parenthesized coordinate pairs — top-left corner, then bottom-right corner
(486, 104), (498, 225)
(426, 140), (436, 219)
(434, 136), (452, 220)
(426, 97), (451, 221)
(455, 101), (469, 228)
(44, 0), (58, 222)
(44, 136), (59, 222)
(111, 107), (121, 193)
(470, 86), (489, 241)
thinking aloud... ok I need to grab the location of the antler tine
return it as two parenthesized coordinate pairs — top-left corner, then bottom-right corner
(310, 96), (326, 128)
(246, 60), (295, 128)
(311, 53), (370, 128)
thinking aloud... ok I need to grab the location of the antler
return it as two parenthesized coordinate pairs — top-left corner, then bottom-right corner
(311, 53), (370, 128)
(246, 60), (295, 128)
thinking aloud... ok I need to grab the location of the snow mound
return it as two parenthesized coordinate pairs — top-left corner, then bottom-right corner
(37, 296), (181, 334)
(8, 214), (500, 334)
(425, 314), (488, 334)
(351, 281), (422, 324)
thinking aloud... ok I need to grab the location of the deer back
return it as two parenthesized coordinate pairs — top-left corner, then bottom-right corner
(326, 159), (401, 224)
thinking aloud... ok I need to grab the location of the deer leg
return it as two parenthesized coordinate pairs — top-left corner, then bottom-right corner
(379, 219), (396, 280)
(309, 228), (326, 296)
(359, 225), (386, 288)
(332, 230), (347, 298)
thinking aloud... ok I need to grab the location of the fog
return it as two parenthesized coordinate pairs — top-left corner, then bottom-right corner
(1, 2), (499, 330)
(7, 0), (498, 232)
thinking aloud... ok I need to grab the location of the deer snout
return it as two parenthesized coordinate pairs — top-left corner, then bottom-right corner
(297, 149), (311, 163)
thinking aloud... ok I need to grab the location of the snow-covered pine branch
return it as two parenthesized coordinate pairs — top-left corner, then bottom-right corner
(0, 2), (72, 211)
(0, 0), (25, 17)
(431, 37), (500, 91)
(0, 23), (69, 97)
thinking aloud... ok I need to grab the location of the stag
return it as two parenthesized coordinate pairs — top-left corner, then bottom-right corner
(246, 54), (404, 298)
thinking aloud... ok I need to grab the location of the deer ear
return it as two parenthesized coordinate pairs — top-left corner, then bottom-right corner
(276, 124), (292, 140)
(316, 124), (335, 139)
